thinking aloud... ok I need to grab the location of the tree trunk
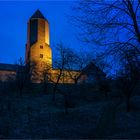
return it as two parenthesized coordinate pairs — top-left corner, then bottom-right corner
(52, 83), (58, 101)
(74, 79), (78, 90)
(127, 0), (140, 43)
(105, 92), (108, 98)
(43, 82), (47, 93)
(64, 94), (68, 115)
(126, 95), (131, 112)
(19, 87), (23, 97)
(52, 70), (62, 101)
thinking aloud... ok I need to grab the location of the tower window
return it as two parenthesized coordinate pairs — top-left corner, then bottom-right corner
(40, 54), (43, 58)
(40, 45), (43, 49)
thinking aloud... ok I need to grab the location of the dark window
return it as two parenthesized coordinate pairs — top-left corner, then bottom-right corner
(40, 45), (43, 49)
(30, 19), (38, 46)
(40, 54), (43, 58)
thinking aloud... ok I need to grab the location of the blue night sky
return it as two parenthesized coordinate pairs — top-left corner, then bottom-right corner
(0, 0), (83, 64)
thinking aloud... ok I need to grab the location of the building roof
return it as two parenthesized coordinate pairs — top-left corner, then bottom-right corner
(83, 62), (106, 77)
(30, 9), (46, 20)
(0, 63), (25, 71)
(0, 63), (17, 71)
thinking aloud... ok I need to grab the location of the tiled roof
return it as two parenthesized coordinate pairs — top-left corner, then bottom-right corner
(0, 63), (17, 71)
(83, 62), (106, 76)
(30, 9), (46, 20)
(0, 63), (25, 71)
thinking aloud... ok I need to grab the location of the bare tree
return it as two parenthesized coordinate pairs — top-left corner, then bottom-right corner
(50, 43), (79, 114)
(93, 59), (111, 97)
(41, 62), (52, 93)
(72, 0), (140, 101)
(117, 48), (140, 112)
(51, 43), (74, 101)
(16, 57), (25, 96)
(73, 0), (140, 74)
(74, 0), (140, 46)
(16, 57), (31, 97)
(67, 51), (90, 89)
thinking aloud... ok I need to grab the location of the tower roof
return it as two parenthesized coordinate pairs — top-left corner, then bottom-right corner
(30, 9), (46, 20)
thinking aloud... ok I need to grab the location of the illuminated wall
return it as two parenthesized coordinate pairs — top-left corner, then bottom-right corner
(0, 10), (86, 84)
(49, 69), (86, 84)
(30, 19), (52, 66)
(26, 11), (52, 83)
(25, 10), (84, 84)
(0, 71), (16, 82)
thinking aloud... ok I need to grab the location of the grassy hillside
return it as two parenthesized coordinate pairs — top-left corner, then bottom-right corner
(0, 83), (140, 138)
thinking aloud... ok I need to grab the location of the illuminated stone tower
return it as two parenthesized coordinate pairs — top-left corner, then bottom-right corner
(25, 9), (52, 82)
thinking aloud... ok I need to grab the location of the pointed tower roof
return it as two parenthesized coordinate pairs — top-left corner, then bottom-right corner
(30, 9), (46, 20)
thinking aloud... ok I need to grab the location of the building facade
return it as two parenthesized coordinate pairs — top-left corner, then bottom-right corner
(25, 10), (52, 83)
(26, 10), (82, 83)
(0, 10), (105, 84)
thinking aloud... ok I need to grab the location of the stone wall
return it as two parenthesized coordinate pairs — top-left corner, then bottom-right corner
(0, 70), (16, 82)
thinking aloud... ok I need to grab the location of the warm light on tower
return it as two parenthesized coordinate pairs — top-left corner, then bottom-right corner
(25, 9), (52, 82)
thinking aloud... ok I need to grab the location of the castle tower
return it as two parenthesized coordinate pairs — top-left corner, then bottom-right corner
(25, 10), (52, 82)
